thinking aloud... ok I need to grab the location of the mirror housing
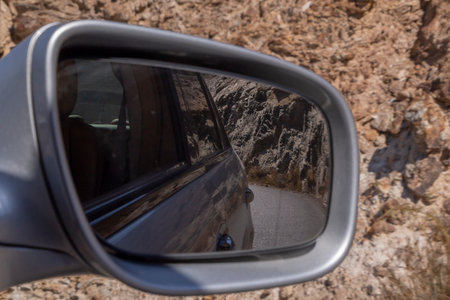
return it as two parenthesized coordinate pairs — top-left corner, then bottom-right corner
(0, 20), (358, 295)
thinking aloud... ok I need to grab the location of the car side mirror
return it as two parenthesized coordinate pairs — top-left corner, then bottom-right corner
(0, 20), (358, 295)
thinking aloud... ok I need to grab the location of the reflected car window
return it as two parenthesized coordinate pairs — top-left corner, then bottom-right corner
(58, 60), (186, 202)
(173, 71), (222, 164)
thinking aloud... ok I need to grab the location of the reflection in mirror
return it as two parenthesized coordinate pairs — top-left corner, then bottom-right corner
(57, 58), (330, 256)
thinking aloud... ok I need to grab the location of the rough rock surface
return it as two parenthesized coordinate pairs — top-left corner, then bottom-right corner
(0, 0), (449, 299)
(205, 75), (330, 203)
(0, 0), (13, 57)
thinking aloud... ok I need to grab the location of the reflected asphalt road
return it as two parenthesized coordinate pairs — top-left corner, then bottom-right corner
(249, 184), (326, 250)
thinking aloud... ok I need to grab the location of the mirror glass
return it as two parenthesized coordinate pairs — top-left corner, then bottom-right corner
(57, 58), (330, 256)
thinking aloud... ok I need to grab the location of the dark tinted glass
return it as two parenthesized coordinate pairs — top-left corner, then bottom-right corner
(173, 71), (222, 164)
(71, 60), (124, 124)
(57, 60), (185, 202)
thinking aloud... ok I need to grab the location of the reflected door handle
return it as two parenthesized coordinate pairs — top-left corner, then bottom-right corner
(216, 234), (234, 251)
(245, 188), (254, 203)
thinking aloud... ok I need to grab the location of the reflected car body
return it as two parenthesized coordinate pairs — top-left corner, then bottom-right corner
(57, 59), (254, 254)
(107, 150), (254, 254)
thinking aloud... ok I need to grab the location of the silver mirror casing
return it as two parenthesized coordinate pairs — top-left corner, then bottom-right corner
(0, 20), (358, 295)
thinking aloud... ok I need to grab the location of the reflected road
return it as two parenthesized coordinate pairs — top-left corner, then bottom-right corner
(249, 184), (326, 250)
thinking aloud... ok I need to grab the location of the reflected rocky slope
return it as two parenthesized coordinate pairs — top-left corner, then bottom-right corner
(205, 75), (330, 208)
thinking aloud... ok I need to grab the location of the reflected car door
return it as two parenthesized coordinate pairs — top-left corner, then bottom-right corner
(73, 60), (253, 254)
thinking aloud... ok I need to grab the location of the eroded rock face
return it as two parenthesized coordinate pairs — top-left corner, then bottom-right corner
(205, 75), (330, 204)
(0, 0), (449, 299)
(0, 1), (13, 57)
(404, 156), (443, 200)
(411, 0), (449, 107)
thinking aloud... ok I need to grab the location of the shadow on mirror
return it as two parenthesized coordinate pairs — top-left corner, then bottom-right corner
(57, 58), (331, 256)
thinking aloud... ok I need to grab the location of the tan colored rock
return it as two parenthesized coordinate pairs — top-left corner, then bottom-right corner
(12, 10), (72, 42)
(405, 96), (449, 152)
(427, 170), (450, 207)
(444, 199), (450, 215)
(370, 219), (396, 235)
(11, 0), (41, 14)
(0, 0), (13, 57)
(411, 0), (449, 63)
(373, 265), (389, 278)
(370, 104), (394, 133)
(42, 0), (81, 16)
(364, 128), (379, 142)
(375, 177), (391, 196)
(411, 0), (450, 107)
(404, 156), (444, 199)
(381, 199), (400, 212)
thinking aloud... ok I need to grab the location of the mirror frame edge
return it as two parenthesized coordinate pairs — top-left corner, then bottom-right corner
(29, 20), (359, 295)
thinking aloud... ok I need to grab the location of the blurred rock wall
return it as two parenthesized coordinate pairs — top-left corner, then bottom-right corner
(0, 0), (448, 299)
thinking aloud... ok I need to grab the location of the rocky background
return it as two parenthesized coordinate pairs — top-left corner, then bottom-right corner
(205, 75), (330, 205)
(0, 0), (448, 299)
